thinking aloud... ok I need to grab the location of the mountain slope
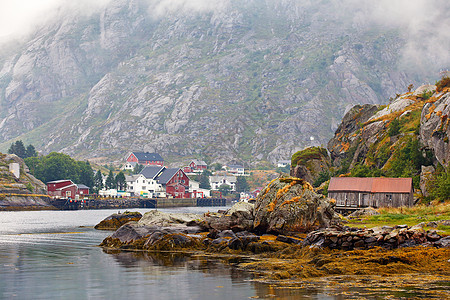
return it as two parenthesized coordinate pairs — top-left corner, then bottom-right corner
(0, 0), (436, 166)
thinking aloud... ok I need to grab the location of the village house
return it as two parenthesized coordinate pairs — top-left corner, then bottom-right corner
(125, 166), (192, 198)
(224, 164), (245, 176)
(209, 175), (237, 191)
(156, 168), (190, 198)
(124, 152), (164, 169)
(277, 160), (291, 168)
(328, 177), (413, 209)
(47, 180), (90, 199)
(189, 180), (211, 198)
(125, 166), (166, 198)
(183, 159), (208, 174)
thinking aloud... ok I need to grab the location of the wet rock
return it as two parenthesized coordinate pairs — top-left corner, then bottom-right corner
(218, 230), (237, 239)
(228, 238), (244, 250)
(276, 235), (301, 244)
(94, 211), (142, 230)
(110, 222), (153, 243)
(138, 210), (201, 227)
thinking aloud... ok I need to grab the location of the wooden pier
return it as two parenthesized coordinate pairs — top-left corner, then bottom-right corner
(48, 197), (227, 210)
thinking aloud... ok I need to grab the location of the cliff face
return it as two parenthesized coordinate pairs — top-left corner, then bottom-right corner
(291, 79), (450, 198)
(0, 0), (426, 166)
(0, 153), (52, 210)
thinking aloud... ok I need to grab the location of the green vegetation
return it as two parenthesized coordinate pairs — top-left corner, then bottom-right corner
(25, 152), (94, 187)
(388, 118), (400, 136)
(8, 140), (37, 159)
(436, 75), (450, 92)
(347, 202), (450, 234)
(291, 147), (328, 167)
(235, 176), (250, 193)
(115, 171), (127, 191)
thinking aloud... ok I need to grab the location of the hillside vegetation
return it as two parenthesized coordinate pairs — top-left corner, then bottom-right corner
(292, 75), (450, 203)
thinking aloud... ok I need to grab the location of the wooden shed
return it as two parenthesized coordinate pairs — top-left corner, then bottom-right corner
(328, 177), (413, 209)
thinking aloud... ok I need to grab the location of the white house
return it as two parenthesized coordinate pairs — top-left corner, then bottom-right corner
(225, 164), (245, 176)
(209, 175), (237, 191)
(125, 166), (166, 198)
(189, 180), (211, 198)
(277, 160), (291, 168)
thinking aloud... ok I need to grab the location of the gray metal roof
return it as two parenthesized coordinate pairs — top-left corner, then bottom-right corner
(156, 168), (180, 185)
(140, 166), (165, 179)
(132, 152), (164, 162)
(77, 184), (90, 189)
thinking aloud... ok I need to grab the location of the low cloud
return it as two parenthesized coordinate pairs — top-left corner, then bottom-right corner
(146, 0), (230, 18)
(0, 0), (111, 43)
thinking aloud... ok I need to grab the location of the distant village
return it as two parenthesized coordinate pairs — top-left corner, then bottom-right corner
(46, 152), (285, 201)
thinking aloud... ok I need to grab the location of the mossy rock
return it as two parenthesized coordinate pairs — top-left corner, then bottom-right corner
(253, 177), (339, 235)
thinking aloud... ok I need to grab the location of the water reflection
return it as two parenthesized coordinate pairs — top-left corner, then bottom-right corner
(1, 209), (449, 299)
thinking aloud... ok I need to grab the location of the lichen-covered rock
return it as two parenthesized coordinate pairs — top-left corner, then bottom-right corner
(94, 211), (142, 230)
(420, 90), (450, 168)
(253, 177), (340, 235)
(204, 201), (255, 232)
(348, 207), (380, 218)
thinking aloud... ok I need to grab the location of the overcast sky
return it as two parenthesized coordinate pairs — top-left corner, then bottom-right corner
(0, 0), (448, 73)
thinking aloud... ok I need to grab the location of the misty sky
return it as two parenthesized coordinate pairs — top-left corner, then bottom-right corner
(0, 0), (448, 72)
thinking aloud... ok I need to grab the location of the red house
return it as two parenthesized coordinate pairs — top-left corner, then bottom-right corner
(47, 180), (90, 199)
(183, 160), (207, 173)
(156, 168), (190, 198)
(47, 180), (78, 199)
(126, 152), (164, 166)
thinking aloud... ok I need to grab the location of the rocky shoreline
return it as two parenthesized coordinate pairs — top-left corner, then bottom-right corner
(98, 177), (450, 281)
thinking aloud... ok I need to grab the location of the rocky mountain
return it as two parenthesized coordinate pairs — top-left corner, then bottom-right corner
(291, 75), (450, 200)
(0, 0), (441, 166)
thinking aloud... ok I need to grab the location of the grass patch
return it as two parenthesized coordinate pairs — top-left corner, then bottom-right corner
(346, 202), (450, 234)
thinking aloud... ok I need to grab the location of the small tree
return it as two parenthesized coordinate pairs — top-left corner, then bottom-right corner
(105, 170), (116, 189)
(115, 171), (127, 191)
(198, 173), (211, 189)
(8, 140), (26, 158)
(388, 118), (400, 137)
(94, 170), (104, 192)
(133, 164), (144, 174)
(235, 176), (250, 193)
(218, 184), (232, 196)
(25, 145), (38, 158)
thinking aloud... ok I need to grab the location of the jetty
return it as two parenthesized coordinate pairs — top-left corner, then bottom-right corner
(48, 197), (227, 210)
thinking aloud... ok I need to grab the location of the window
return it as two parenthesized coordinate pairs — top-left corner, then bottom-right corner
(142, 186), (146, 190)
(66, 191), (71, 197)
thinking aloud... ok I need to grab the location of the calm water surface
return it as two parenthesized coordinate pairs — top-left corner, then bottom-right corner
(0, 208), (448, 300)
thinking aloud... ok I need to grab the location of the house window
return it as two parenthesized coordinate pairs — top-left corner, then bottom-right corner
(66, 191), (71, 197)
(142, 186), (146, 190)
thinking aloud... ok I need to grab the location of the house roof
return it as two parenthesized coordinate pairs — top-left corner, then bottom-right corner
(227, 164), (244, 169)
(192, 159), (207, 166)
(132, 152), (164, 162)
(55, 184), (77, 191)
(140, 166), (165, 179)
(47, 179), (73, 184)
(210, 175), (237, 183)
(157, 168), (181, 185)
(328, 177), (413, 193)
(77, 184), (90, 189)
(125, 175), (139, 182)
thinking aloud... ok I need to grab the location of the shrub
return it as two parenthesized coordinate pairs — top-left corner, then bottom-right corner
(436, 76), (450, 92)
(388, 118), (400, 136)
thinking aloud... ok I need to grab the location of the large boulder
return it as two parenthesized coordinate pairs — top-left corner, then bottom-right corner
(94, 211), (142, 230)
(204, 201), (255, 232)
(290, 147), (331, 184)
(138, 210), (202, 227)
(253, 177), (339, 235)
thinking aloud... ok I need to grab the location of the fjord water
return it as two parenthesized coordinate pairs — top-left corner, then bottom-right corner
(0, 208), (259, 300)
(1, 209), (447, 299)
